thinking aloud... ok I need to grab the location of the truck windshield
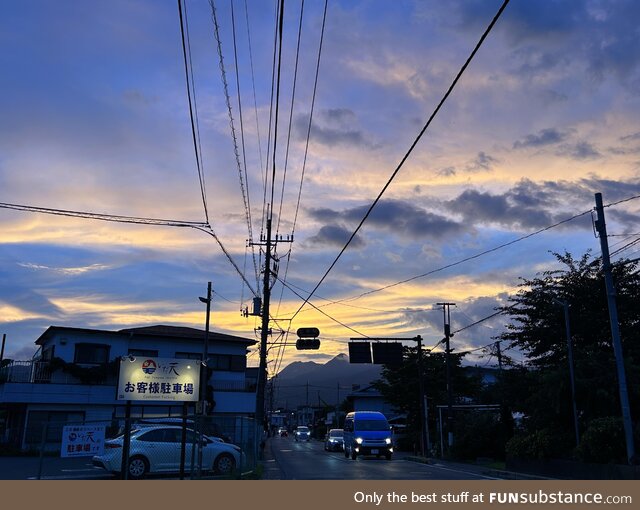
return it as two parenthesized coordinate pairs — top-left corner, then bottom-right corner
(355, 420), (389, 431)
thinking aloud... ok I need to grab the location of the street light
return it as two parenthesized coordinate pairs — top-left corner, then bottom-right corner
(552, 297), (580, 448)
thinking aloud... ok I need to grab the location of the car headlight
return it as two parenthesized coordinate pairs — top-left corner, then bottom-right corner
(385, 438), (392, 445)
(355, 437), (363, 445)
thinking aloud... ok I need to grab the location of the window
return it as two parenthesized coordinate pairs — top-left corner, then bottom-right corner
(175, 352), (202, 360)
(74, 343), (110, 364)
(25, 411), (85, 445)
(128, 349), (158, 358)
(41, 345), (55, 361)
(209, 354), (245, 372)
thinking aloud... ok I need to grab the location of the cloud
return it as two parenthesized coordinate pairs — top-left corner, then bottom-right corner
(556, 141), (602, 160)
(513, 128), (572, 149)
(294, 109), (376, 149)
(307, 199), (465, 240)
(444, 177), (640, 231)
(17, 262), (111, 276)
(465, 151), (497, 173)
(438, 166), (457, 177)
(620, 132), (640, 143)
(306, 225), (365, 249)
(445, 189), (551, 230)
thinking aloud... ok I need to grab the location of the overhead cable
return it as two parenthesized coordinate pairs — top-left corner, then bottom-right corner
(289, 0), (512, 322)
(177, 0), (209, 223)
(209, 0), (260, 292)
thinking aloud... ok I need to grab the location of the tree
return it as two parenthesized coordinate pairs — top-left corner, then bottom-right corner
(499, 251), (640, 459)
(372, 346), (482, 455)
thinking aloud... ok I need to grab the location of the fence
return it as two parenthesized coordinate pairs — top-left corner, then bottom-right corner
(31, 413), (259, 480)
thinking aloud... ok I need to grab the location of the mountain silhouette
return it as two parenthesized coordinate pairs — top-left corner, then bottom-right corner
(269, 353), (383, 410)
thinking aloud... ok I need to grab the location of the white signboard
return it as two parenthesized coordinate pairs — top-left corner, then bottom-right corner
(117, 357), (200, 402)
(61, 425), (105, 458)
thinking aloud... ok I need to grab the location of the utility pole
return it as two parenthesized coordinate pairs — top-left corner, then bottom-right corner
(255, 217), (272, 452)
(552, 298), (580, 448)
(416, 335), (427, 457)
(437, 302), (455, 451)
(336, 381), (340, 427)
(197, 281), (212, 477)
(0, 333), (6, 364)
(594, 193), (636, 465)
(252, 217), (294, 457)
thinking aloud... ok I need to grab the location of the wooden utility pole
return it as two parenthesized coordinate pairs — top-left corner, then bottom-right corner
(594, 192), (636, 464)
(437, 302), (455, 451)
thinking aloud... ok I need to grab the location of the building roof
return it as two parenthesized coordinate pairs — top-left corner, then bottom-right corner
(35, 324), (256, 346)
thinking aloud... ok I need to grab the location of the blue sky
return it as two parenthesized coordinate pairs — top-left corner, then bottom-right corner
(1, 0), (640, 373)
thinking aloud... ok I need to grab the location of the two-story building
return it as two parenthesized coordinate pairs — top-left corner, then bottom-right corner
(0, 324), (257, 450)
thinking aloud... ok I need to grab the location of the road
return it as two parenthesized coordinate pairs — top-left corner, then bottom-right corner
(0, 455), (113, 480)
(268, 436), (502, 480)
(0, 439), (504, 480)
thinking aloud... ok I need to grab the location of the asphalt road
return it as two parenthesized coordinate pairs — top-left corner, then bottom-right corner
(268, 437), (502, 480)
(0, 455), (113, 480)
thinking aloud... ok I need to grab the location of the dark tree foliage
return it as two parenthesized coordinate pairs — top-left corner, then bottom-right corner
(499, 251), (640, 458)
(372, 346), (482, 453)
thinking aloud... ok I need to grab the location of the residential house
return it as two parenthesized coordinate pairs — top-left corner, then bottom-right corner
(0, 325), (256, 450)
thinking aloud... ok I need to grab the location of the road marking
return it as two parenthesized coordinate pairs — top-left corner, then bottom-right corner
(417, 462), (502, 480)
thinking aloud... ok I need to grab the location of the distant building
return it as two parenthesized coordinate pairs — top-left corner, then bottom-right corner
(0, 325), (256, 450)
(346, 385), (395, 416)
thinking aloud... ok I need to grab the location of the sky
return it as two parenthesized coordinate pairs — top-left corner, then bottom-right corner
(1, 0), (640, 374)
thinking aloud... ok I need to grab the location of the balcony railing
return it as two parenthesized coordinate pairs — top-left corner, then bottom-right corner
(0, 360), (115, 385)
(1, 360), (256, 391)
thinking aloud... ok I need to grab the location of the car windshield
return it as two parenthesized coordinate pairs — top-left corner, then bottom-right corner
(297, 427), (309, 432)
(355, 420), (389, 431)
(330, 430), (343, 437)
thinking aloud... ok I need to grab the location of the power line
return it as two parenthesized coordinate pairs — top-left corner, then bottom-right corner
(289, 0), (511, 322)
(269, 0), (286, 221)
(209, 0), (259, 292)
(230, 0), (259, 291)
(177, 0), (209, 223)
(276, 276), (369, 338)
(0, 201), (208, 228)
(275, 0), (305, 236)
(0, 200), (258, 297)
(243, 0), (265, 180)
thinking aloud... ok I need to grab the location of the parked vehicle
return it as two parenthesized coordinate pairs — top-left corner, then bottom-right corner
(294, 426), (310, 442)
(324, 429), (344, 451)
(134, 417), (232, 443)
(343, 411), (393, 460)
(92, 425), (243, 479)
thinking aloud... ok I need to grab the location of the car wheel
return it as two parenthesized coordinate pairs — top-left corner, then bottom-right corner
(127, 456), (149, 480)
(213, 453), (236, 475)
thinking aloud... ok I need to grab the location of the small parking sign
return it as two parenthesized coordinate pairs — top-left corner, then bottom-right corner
(60, 425), (105, 458)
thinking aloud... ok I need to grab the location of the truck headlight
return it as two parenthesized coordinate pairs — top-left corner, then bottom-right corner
(385, 438), (392, 445)
(355, 437), (363, 445)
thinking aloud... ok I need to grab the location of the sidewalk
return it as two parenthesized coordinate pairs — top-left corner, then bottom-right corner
(261, 437), (285, 480)
(400, 454), (555, 480)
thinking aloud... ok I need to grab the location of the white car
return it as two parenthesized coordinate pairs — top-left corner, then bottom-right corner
(92, 425), (243, 479)
(294, 426), (310, 442)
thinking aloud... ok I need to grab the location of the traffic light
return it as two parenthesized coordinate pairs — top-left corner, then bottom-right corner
(296, 327), (320, 350)
(296, 338), (320, 350)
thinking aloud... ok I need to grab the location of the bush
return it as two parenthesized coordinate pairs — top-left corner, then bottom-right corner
(575, 417), (627, 464)
(505, 428), (560, 460)
(451, 412), (505, 461)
